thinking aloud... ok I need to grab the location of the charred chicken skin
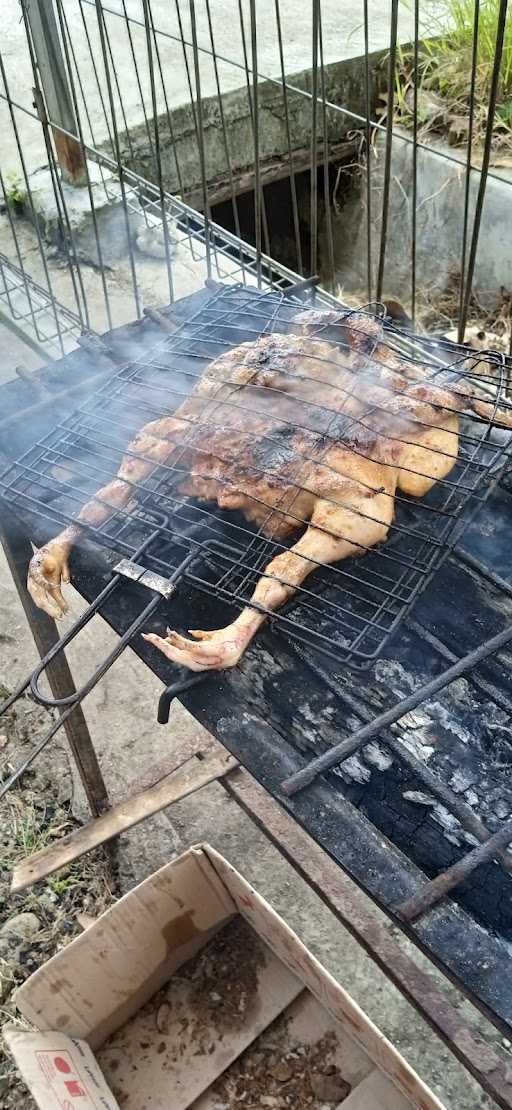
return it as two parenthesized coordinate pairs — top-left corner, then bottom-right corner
(27, 310), (511, 671)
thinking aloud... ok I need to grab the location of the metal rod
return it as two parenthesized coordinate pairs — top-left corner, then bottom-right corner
(142, 0), (174, 304)
(310, 0), (320, 277)
(460, 0), (509, 337)
(396, 815), (512, 922)
(227, 768), (512, 1110)
(0, 48), (66, 353)
(101, 4), (136, 160)
(410, 0), (419, 326)
(281, 622), (512, 795)
(27, 529), (194, 709)
(204, 0), (245, 279)
(237, 0), (272, 263)
(291, 644), (512, 874)
(0, 509), (109, 815)
(53, 0), (113, 330)
(457, 0), (480, 343)
(0, 168), (42, 342)
(94, 0), (141, 317)
(189, 0), (211, 279)
(147, 0), (186, 201)
(318, 1), (335, 291)
(157, 673), (208, 724)
(33, 85), (91, 330)
(274, 0), (303, 276)
(249, 0), (262, 288)
(376, 0), (399, 301)
(78, 0), (510, 188)
(362, 0), (372, 302)
(0, 535), (202, 800)
(121, 0), (155, 161)
(78, 0), (113, 148)
(0, 89), (303, 291)
(0, 589), (162, 802)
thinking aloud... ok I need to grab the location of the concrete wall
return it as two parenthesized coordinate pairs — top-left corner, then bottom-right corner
(113, 51), (386, 206)
(335, 132), (512, 305)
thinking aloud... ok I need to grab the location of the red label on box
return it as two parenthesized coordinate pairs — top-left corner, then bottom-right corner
(35, 1050), (97, 1107)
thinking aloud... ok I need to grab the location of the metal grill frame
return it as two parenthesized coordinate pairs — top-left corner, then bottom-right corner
(2, 282), (512, 667)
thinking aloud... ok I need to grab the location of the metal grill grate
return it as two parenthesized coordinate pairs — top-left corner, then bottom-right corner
(2, 283), (512, 665)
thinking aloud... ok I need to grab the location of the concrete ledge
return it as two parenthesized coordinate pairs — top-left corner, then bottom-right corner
(335, 132), (512, 304)
(27, 160), (144, 266)
(112, 51), (387, 202)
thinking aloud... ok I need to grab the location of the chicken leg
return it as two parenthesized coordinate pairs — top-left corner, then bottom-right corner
(142, 471), (396, 671)
(27, 414), (191, 618)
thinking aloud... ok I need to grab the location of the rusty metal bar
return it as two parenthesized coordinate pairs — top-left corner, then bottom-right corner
(24, 0), (87, 185)
(297, 650), (512, 876)
(249, 0), (262, 288)
(396, 816), (512, 922)
(0, 506), (109, 816)
(226, 767), (512, 1110)
(281, 622), (512, 795)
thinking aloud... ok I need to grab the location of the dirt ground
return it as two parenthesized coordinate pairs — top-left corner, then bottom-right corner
(0, 541), (510, 1109)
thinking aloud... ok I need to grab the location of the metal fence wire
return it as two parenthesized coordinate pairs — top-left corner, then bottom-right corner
(0, 0), (510, 358)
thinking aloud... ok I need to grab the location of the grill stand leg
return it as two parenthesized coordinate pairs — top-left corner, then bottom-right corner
(0, 510), (109, 817)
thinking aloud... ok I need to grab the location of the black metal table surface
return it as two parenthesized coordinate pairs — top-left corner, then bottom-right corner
(2, 284), (512, 1036)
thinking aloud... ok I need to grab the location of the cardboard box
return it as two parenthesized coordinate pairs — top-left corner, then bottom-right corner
(4, 844), (445, 1109)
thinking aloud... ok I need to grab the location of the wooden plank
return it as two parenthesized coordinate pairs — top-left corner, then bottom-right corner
(123, 732), (216, 798)
(11, 750), (238, 892)
(187, 138), (358, 208)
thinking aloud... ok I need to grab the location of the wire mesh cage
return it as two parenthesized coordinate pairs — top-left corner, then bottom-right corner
(1, 0), (512, 665)
(2, 282), (511, 666)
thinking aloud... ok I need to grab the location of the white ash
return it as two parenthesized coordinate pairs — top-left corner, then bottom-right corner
(375, 659), (417, 697)
(400, 732), (435, 762)
(426, 701), (473, 745)
(465, 789), (479, 808)
(444, 677), (479, 711)
(493, 798), (512, 819)
(431, 803), (463, 843)
(463, 832), (480, 847)
(450, 768), (478, 794)
(402, 791), (436, 806)
(300, 701), (335, 724)
(399, 708), (433, 731)
(362, 742), (393, 770)
(332, 754), (372, 784)
(485, 719), (512, 743)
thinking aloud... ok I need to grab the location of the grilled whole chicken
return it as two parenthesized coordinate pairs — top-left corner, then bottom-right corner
(27, 310), (511, 671)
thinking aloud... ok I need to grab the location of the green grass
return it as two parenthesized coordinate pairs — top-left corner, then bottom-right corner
(4, 171), (26, 212)
(394, 0), (512, 156)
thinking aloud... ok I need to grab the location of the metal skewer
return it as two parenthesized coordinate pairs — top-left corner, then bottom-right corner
(281, 622), (512, 796)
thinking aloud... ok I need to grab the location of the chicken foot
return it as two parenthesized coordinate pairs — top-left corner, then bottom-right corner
(143, 479), (396, 671)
